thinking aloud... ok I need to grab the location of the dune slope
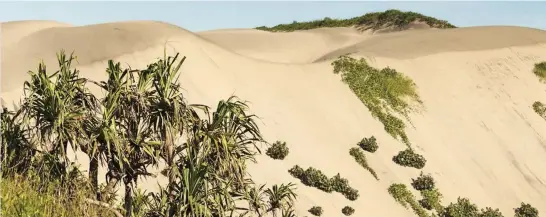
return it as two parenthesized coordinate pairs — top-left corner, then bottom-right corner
(2, 21), (546, 217)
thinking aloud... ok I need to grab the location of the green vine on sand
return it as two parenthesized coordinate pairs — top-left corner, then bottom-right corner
(332, 55), (422, 147)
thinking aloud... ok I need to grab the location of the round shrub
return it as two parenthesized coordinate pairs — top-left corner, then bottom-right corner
(343, 187), (360, 201)
(288, 165), (304, 179)
(342, 206), (355, 216)
(440, 197), (479, 217)
(411, 172), (435, 191)
(418, 189), (442, 211)
(266, 141), (289, 160)
(358, 136), (378, 153)
(309, 206), (323, 216)
(514, 202), (538, 217)
(480, 207), (504, 217)
(392, 149), (426, 169)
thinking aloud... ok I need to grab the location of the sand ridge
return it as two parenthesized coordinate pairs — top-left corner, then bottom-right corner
(2, 20), (546, 216)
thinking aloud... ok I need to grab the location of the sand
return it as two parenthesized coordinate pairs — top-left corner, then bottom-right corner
(2, 20), (546, 217)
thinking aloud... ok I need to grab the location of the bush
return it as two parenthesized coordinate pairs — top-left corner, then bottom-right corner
(349, 147), (379, 180)
(393, 149), (426, 169)
(330, 173), (359, 201)
(533, 62), (546, 82)
(440, 197), (480, 217)
(532, 101), (546, 119)
(266, 141), (289, 160)
(514, 202), (538, 217)
(309, 206), (323, 216)
(480, 207), (504, 217)
(419, 188), (444, 213)
(411, 172), (435, 191)
(342, 206), (355, 216)
(358, 136), (379, 153)
(289, 166), (358, 200)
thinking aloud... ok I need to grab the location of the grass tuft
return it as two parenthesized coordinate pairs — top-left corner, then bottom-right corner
(388, 183), (430, 217)
(349, 147), (379, 180)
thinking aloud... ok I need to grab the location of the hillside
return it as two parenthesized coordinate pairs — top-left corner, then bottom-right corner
(255, 9), (456, 33)
(2, 14), (546, 217)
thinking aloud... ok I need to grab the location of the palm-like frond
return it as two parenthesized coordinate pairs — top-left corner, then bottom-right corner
(265, 183), (297, 216)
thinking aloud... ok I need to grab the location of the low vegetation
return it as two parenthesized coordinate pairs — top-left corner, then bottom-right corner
(393, 149), (427, 169)
(533, 62), (546, 82)
(342, 206), (355, 216)
(256, 9), (456, 32)
(411, 172), (436, 191)
(532, 101), (546, 119)
(514, 202), (539, 217)
(288, 165), (359, 201)
(308, 206), (324, 216)
(332, 55), (422, 147)
(0, 51), (298, 217)
(266, 141), (290, 160)
(388, 183), (429, 217)
(358, 136), (379, 153)
(349, 147), (379, 180)
(419, 188), (444, 214)
(480, 207), (505, 217)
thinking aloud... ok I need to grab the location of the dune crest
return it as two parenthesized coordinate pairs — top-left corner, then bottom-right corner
(2, 19), (546, 216)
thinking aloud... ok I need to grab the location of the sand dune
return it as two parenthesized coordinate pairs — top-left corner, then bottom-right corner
(2, 20), (546, 216)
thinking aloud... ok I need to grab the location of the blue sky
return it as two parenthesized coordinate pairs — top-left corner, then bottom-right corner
(0, 1), (545, 32)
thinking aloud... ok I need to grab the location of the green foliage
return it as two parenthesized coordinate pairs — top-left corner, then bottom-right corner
(289, 166), (359, 200)
(514, 202), (538, 217)
(419, 188), (444, 214)
(358, 136), (379, 153)
(533, 62), (546, 82)
(332, 55), (422, 147)
(440, 197), (480, 217)
(266, 141), (290, 160)
(256, 9), (456, 32)
(342, 206), (355, 216)
(393, 149), (427, 169)
(412, 172), (436, 191)
(388, 183), (429, 217)
(3, 51), (299, 217)
(1, 173), (111, 217)
(308, 206), (324, 216)
(349, 147), (379, 180)
(480, 207), (504, 217)
(532, 101), (546, 119)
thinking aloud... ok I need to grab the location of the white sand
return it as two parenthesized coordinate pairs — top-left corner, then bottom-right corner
(2, 20), (546, 216)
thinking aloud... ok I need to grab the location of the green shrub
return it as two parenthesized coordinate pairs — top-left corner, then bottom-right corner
(330, 173), (359, 201)
(480, 207), (504, 217)
(532, 101), (546, 119)
(332, 56), (422, 147)
(288, 165), (305, 179)
(533, 62), (546, 82)
(514, 202), (538, 217)
(309, 206), (323, 216)
(342, 206), (355, 216)
(349, 147), (379, 180)
(419, 188), (444, 214)
(358, 136), (379, 153)
(388, 183), (429, 217)
(411, 172), (435, 191)
(255, 9), (456, 32)
(266, 141), (290, 160)
(301, 167), (333, 193)
(393, 149), (427, 169)
(289, 166), (358, 200)
(440, 197), (480, 217)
